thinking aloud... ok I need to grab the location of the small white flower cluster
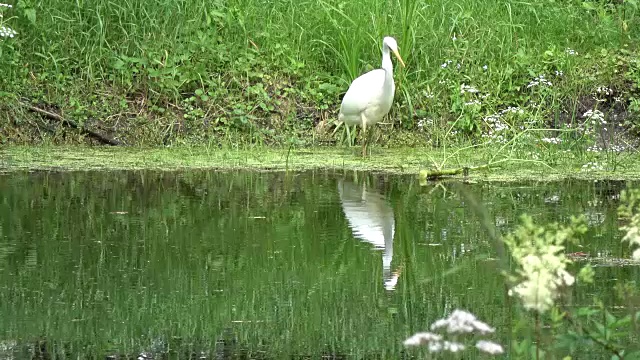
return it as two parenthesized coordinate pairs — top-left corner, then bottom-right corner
(583, 109), (606, 125)
(555, 70), (564, 76)
(464, 99), (481, 106)
(581, 161), (604, 171)
(587, 144), (626, 153)
(424, 90), (434, 99)
(484, 115), (508, 131)
(0, 3), (16, 39)
(417, 118), (433, 130)
(610, 144), (626, 152)
(460, 84), (479, 94)
(482, 115), (508, 144)
(541, 137), (562, 144)
(593, 86), (613, 102)
(480, 107), (526, 144)
(501, 106), (525, 115)
(527, 74), (553, 88)
(0, 25), (16, 38)
(404, 309), (503, 355)
(565, 48), (578, 56)
(526, 151), (541, 160)
(441, 59), (453, 68)
(596, 86), (612, 96)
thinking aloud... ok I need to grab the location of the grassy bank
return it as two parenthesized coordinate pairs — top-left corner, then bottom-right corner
(1, 0), (640, 150)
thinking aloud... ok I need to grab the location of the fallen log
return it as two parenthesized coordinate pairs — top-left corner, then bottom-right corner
(419, 164), (490, 181)
(22, 102), (123, 146)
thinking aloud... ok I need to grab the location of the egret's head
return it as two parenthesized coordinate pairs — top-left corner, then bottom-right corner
(382, 36), (405, 67)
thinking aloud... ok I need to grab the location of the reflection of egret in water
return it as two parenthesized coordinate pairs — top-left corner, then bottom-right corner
(338, 178), (401, 291)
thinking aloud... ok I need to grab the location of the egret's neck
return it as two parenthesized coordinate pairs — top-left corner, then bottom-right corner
(381, 46), (393, 74)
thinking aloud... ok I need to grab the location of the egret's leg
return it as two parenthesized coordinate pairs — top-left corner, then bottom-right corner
(345, 124), (352, 147)
(361, 117), (367, 157)
(368, 125), (376, 156)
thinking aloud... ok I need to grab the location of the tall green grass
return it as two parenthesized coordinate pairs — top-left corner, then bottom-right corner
(7, 0), (632, 83)
(1, 0), (639, 143)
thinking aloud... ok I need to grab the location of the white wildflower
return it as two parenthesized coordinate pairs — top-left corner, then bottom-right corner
(583, 109), (606, 125)
(527, 74), (553, 88)
(555, 70), (564, 76)
(405, 309), (502, 356)
(428, 341), (443, 352)
(611, 144), (626, 152)
(581, 162), (604, 172)
(452, 34), (457, 41)
(430, 309), (495, 335)
(541, 137), (562, 144)
(483, 64), (488, 71)
(565, 48), (578, 55)
(501, 106), (524, 115)
(476, 340), (504, 355)
(504, 216), (582, 313)
(464, 99), (481, 106)
(403, 332), (443, 346)
(441, 60), (453, 68)
(443, 341), (465, 352)
(460, 84), (479, 94)
(0, 3), (12, 8)
(508, 252), (574, 312)
(0, 25), (16, 38)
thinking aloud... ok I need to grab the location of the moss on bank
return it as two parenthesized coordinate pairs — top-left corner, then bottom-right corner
(2, 145), (640, 182)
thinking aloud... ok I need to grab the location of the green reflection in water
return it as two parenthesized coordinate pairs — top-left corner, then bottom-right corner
(0, 170), (637, 359)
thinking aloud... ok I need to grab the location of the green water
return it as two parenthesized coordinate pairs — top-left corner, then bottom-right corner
(0, 170), (637, 359)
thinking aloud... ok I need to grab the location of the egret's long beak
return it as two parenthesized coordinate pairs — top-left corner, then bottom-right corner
(392, 49), (406, 67)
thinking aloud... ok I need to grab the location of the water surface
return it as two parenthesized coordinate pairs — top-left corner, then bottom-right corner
(0, 170), (637, 358)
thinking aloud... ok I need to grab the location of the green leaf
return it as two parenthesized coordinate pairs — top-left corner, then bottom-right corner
(112, 59), (125, 70)
(23, 8), (36, 24)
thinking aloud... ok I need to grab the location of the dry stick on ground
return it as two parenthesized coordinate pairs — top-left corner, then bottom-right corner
(21, 102), (123, 146)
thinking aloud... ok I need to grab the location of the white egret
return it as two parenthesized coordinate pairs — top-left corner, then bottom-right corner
(338, 36), (406, 157)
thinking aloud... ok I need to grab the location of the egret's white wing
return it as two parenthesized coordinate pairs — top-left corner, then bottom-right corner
(339, 69), (386, 121)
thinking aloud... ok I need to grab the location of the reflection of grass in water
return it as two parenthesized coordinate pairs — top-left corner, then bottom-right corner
(0, 171), (634, 358)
